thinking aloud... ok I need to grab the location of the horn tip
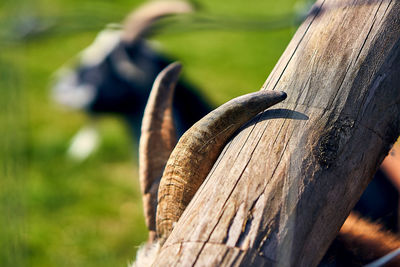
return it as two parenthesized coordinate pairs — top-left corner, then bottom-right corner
(278, 91), (287, 100)
(262, 90), (287, 102)
(157, 61), (182, 83)
(166, 61), (182, 74)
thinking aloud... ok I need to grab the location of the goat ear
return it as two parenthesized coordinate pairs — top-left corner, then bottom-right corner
(139, 62), (181, 241)
(122, 0), (193, 43)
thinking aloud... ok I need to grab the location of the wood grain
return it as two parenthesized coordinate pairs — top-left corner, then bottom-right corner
(153, 0), (400, 266)
(156, 91), (287, 244)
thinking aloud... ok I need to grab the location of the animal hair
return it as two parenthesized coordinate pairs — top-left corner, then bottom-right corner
(321, 212), (400, 266)
(130, 241), (160, 267)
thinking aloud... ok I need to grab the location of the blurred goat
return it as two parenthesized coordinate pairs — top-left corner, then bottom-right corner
(52, 0), (212, 159)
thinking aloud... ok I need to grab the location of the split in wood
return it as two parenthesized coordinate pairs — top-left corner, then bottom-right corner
(155, 89), (287, 244)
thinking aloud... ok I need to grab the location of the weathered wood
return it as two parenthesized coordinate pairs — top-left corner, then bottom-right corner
(156, 91), (287, 244)
(153, 0), (400, 266)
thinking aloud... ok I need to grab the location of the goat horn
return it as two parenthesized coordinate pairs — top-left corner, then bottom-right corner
(156, 90), (287, 244)
(122, 0), (193, 43)
(139, 62), (181, 242)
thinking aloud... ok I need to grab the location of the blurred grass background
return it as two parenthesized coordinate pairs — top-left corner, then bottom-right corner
(0, 0), (309, 266)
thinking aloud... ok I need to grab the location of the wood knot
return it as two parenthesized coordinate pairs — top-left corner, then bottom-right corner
(315, 117), (355, 168)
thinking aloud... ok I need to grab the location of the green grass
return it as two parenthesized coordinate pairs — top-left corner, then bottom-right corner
(0, 0), (305, 265)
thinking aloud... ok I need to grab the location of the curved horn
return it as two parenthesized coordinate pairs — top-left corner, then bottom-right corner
(156, 90), (287, 244)
(122, 0), (193, 43)
(139, 62), (181, 241)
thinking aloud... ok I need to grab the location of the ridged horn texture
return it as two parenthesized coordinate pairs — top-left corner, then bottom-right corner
(139, 62), (181, 241)
(122, 0), (193, 43)
(156, 90), (287, 244)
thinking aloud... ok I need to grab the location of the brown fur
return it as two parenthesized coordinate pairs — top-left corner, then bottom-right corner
(323, 212), (400, 266)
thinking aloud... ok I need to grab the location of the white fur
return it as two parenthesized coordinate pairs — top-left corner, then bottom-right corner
(67, 123), (100, 161)
(80, 26), (121, 67)
(129, 241), (161, 267)
(52, 69), (96, 109)
(51, 26), (121, 109)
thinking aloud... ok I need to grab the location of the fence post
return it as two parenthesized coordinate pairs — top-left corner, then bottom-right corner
(154, 0), (400, 266)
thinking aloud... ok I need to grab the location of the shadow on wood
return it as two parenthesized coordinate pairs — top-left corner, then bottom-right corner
(153, 0), (400, 266)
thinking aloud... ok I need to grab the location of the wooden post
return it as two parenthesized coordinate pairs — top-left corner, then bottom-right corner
(153, 0), (400, 266)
